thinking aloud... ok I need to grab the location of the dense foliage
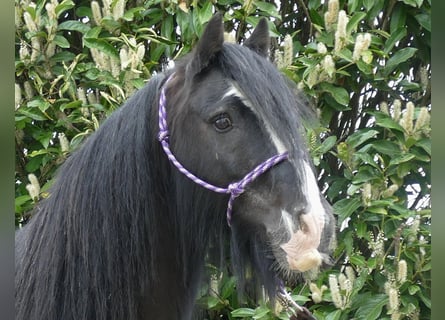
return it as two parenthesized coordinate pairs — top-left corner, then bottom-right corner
(15, 0), (430, 319)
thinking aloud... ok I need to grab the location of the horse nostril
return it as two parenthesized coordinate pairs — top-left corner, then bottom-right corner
(299, 216), (309, 233)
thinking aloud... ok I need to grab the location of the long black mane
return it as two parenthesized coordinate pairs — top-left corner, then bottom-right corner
(16, 16), (326, 320)
(16, 75), (164, 319)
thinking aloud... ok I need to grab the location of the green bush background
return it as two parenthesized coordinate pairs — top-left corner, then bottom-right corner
(15, 0), (430, 319)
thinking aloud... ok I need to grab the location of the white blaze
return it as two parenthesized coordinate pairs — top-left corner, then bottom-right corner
(223, 84), (287, 154)
(302, 161), (326, 231)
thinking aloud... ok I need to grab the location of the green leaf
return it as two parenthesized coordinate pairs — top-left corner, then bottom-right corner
(389, 153), (416, 166)
(100, 16), (121, 33)
(418, 288), (431, 308)
(363, 0), (374, 10)
(350, 254), (366, 267)
(408, 285), (420, 295)
(355, 221), (368, 238)
(253, 305), (270, 319)
(399, 79), (421, 91)
(356, 59), (373, 74)
(347, 183), (361, 196)
(325, 309), (342, 320)
(416, 138), (431, 156)
(75, 6), (92, 18)
(308, 0), (322, 10)
(55, 0), (75, 18)
(371, 140), (400, 155)
(319, 83), (350, 106)
(254, 1), (281, 20)
(84, 26), (102, 39)
(85, 68), (101, 80)
(130, 78), (145, 90)
(390, 3), (407, 34)
(221, 276), (236, 298)
(396, 162), (413, 178)
(346, 129), (379, 148)
(50, 51), (76, 62)
(383, 47), (417, 76)
(309, 9), (324, 27)
(366, 206), (387, 215)
(353, 167), (380, 184)
(347, 12), (367, 34)
(318, 136), (337, 154)
(415, 13), (431, 32)
(28, 148), (59, 157)
(15, 194), (31, 208)
(83, 38), (119, 59)
(53, 35), (70, 48)
(204, 296), (220, 309)
(58, 20), (91, 34)
(367, 256), (377, 269)
(25, 155), (44, 173)
(32, 131), (53, 149)
(354, 152), (380, 169)
(231, 308), (256, 317)
(60, 100), (82, 111)
(401, 0), (423, 7)
(354, 294), (387, 320)
(384, 27), (407, 54)
(375, 117), (404, 132)
(351, 269), (371, 297)
(333, 197), (362, 224)
(409, 147), (430, 162)
(161, 14), (174, 38)
(17, 108), (48, 121)
(122, 7), (145, 21)
(28, 97), (51, 112)
(198, 1), (214, 24)
(327, 178), (348, 201)
(322, 94), (351, 112)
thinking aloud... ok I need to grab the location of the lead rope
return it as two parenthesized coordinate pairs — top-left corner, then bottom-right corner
(277, 281), (317, 319)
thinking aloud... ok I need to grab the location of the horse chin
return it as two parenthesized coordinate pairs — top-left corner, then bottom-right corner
(269, 243), (329, 284)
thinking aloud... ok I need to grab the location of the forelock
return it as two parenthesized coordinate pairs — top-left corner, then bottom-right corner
(217, 43), (308, 158)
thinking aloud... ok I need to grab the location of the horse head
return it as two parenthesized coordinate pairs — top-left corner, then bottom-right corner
(160, 13), (336, 297)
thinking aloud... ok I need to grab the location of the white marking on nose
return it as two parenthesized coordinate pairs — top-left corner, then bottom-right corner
(223, 84), (287, 154)
(279, 162), (327, 272)
(281, 209), (294, 235)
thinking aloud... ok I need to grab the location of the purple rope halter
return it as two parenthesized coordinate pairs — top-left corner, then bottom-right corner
(157, 73), (289, 225)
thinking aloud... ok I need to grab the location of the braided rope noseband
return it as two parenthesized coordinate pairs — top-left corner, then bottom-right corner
(157, 73), (289, 225)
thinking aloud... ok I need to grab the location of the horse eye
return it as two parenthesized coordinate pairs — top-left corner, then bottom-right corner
(213, 113), (232, 132)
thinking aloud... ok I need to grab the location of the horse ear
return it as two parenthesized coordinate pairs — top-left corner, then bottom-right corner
(244, 18), (270, 57)
(187, 13), (224, 76)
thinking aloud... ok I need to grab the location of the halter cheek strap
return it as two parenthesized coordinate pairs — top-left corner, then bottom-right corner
(157, 73), (288, 226)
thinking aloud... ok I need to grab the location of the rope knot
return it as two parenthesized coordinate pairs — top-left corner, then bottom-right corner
(158, 130), (169, 142)
(228, 183), (244, 198)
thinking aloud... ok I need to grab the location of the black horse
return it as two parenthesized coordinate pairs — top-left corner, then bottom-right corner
(15, 14), (335, 320)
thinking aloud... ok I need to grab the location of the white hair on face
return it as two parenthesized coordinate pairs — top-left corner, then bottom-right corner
(223, 84), (287, 154)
